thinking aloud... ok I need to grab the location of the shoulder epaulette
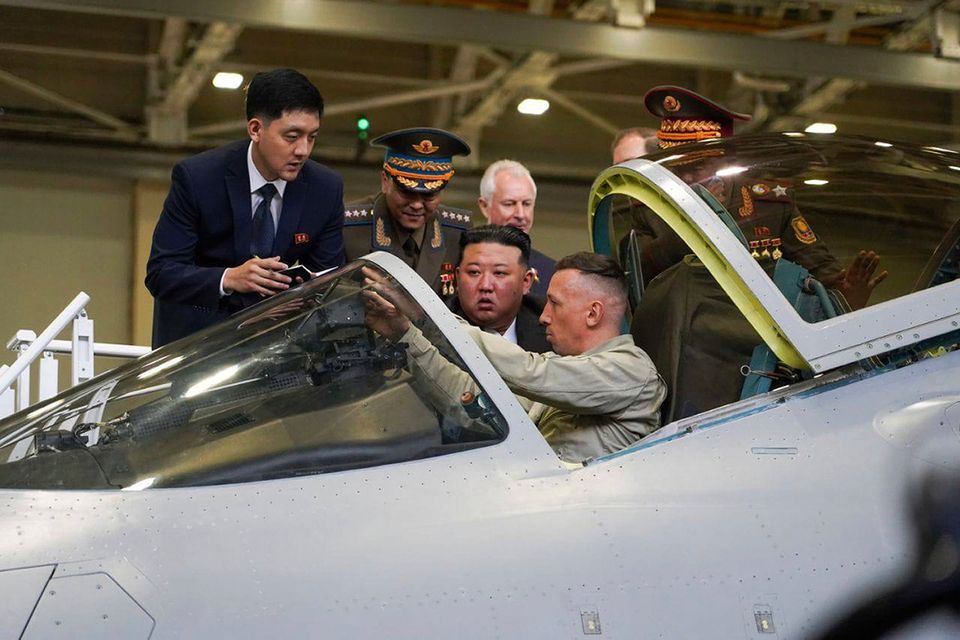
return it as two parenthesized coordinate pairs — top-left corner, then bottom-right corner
(436, 206), (472, 230)
(343, 205), (375, 226)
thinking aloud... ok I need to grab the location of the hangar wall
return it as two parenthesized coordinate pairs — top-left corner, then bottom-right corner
(0, 169), (133, 345)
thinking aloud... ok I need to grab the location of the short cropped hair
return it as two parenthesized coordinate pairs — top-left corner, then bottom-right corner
(458, 224), (531, 267)
(245, 68), (324, 122)
(611, 127), (658, 156)
(555, 252), (627, 301)
(479, 159), (537, 202)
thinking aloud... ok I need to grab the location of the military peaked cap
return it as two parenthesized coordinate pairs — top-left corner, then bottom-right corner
(373, 127), (471, 194)
(644, 86), (752, 148)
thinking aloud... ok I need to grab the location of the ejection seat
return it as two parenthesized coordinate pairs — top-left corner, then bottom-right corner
(628, 186), (842, 424)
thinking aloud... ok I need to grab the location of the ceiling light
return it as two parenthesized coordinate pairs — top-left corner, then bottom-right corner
(949, 166), (960, 172)
(804, 122), (837, 134)
(517, 98), (550, 115)
(782, 132), (805, 137)
(212, 72), (244, 90)
(874, 141), (892, 148)
(804, 179), (829, 186)
(923, 146), (958, 154)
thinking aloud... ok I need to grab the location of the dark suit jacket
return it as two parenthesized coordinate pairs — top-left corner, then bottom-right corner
(447, 295), (551, 353)
(145, 140), (345, 348)
(528, 248), (555, 299)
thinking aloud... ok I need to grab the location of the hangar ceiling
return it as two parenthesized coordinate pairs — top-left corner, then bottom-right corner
(1, 0), (960, 178)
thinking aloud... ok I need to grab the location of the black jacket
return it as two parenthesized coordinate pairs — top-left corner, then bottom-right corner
(447, 295), (551, 353)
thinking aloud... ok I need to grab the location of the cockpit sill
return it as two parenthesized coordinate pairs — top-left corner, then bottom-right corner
(592, 332), (960, 465)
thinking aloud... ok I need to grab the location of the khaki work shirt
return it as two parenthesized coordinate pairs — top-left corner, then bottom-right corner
(401, 323), (666, 463)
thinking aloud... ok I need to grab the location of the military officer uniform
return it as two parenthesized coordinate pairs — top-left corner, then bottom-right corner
(343, 127), (472, 297)
(725, 178), (841, 282)
(625, 86), (841, 283)
(627, 86), (849, 420)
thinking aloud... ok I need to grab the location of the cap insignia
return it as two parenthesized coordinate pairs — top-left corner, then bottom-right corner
(412, 139), (440, 154)
(663, 95), (681, 113)
(394, 175), (420, 190)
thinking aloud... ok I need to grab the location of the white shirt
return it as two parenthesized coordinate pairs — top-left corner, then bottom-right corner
(500, 318), (519, 345)
(246, 141), (287, 231)
(220, 143), (289, 296)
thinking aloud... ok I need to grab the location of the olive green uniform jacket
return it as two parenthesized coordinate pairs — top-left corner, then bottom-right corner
(343, 193), (471, 297)
(624, 179), (842, 285)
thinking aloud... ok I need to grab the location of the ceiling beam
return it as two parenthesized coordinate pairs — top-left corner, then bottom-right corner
(147, 21), (242, 144)
(540, 86), (619, 135)
(158, 21), (242, 113)
(5, 0), (959, 91)
(450, 0), (609, 157)
(432, 45), (483, 129)
(0, 42), (149, 64)
(0, 67), (138, 138)
(768, 10), (936, 130)
(189, 75), (502, 137)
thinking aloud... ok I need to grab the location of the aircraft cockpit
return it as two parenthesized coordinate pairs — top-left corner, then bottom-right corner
(591, 133), (960, 426)
(0, 264), (509, 489)
(1, 134), (958, 491)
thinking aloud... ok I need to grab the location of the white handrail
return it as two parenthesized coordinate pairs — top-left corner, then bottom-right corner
(0, 292), (90, 394)
(6, 338), (151, 360)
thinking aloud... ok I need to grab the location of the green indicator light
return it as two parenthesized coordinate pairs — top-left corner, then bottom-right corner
(356, 116), (370, 131)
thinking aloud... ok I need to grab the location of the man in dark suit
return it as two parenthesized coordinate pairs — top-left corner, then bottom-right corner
(146, 68), (344, 348)
(343, 128), (472, 298)
(477, 159), (555, 298)
(448, 225), (550, 353)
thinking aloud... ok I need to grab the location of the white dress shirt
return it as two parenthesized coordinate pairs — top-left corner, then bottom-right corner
(500, 318), (519, 345)
(220, 143), (289, 296)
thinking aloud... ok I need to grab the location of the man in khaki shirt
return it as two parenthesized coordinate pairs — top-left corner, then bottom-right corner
(366, 252), (666, 463)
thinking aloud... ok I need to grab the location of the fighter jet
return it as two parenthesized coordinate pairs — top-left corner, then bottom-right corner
(0, 133), (957, 639)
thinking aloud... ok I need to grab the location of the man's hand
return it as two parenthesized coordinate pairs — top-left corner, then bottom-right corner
(223, 256), (292, 296)
(822, 250), (889, 310)
(362, 266), (413, 340)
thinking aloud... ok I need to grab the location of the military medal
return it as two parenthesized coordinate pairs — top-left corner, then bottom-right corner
(440, 262), (456, 296)
(760, 238), (771, 258)
(771, 238), (783, 260)
(749, 240), (761, 258)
